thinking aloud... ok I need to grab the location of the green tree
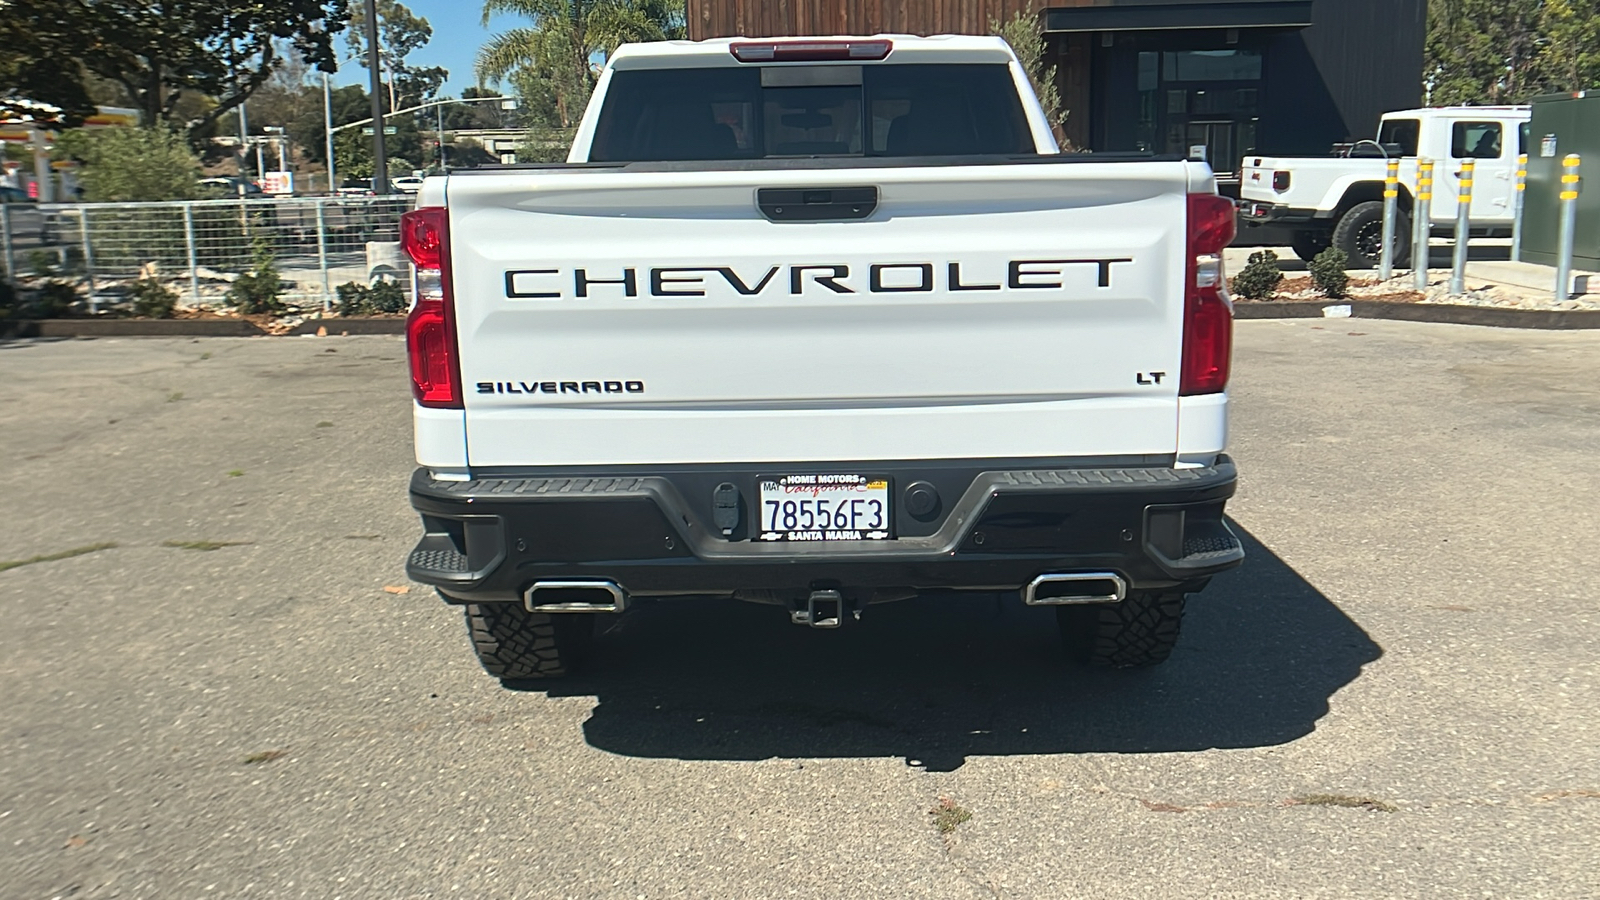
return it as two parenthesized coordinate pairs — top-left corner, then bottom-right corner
(1423, 0), (1600, 105)
(992, 11), (1066, 147)
(1, 0), (349, 139)
(51, 128), (201, 202)
(347, 0), (449, 111)
(475, 0), (685, 128)
(1539, 0), (1600, 94)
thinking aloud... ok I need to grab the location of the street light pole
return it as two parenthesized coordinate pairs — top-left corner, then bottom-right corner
(363, 0), (389, 194)
(323, 71), (337, 192)
(437, 103), (447, 169)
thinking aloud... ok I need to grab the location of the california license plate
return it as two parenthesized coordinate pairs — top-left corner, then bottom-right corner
(757, 475), (891, 542)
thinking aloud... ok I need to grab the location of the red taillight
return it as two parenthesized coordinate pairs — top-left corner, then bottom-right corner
(1182, 193), (1236, 396)
(730, 39), (891, 62)
(401, 207), (444, 268)
(402, 206), (461, 408)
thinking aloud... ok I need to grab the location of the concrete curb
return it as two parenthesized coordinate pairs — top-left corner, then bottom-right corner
(2, 317), (406, 338)
(2, 318), (267, 338)
(1234, 300), (1600, 329)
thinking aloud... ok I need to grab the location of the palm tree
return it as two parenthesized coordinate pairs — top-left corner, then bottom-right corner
(476, 0), (685, 127)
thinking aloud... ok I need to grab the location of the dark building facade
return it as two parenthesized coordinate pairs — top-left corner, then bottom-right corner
(686, 0), (1425, 178)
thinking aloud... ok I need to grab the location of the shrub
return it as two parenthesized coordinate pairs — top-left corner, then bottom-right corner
(1308, 247), (1350, 299)
(1231, 250), (1283, 300)
(51, 127), (200, 203)
(228, 242), (286, 315)
(335, 280), (408, 316)
(28, 280), (80, 318)
(26, 249), (55, 277)
(127, 277), (179, 318)
(0, 278), (15, 319)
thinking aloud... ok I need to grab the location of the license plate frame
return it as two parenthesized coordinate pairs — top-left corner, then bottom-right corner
(756, 474), (892, 542)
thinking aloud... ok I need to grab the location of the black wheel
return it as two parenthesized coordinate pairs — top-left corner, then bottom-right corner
(1056, 592), (1186, 668)
(1289, 231), (1331, 263)
(463, 603), (595, 680)
(1332, 201), (1410, 270)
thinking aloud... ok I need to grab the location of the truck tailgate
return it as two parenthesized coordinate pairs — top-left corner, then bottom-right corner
(444, 161), (1195, 467)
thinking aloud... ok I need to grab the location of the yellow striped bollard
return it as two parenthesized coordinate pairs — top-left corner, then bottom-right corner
(1449, 158), (1475, 296)
(1511, 153), (1527, 261)
(1379, 158), (1401, 279)
(1557, 154), (1582, 302)
(1412, 159), (1433, 290)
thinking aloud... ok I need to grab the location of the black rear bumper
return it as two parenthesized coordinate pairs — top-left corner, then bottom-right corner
(405, 457), (1243, 604)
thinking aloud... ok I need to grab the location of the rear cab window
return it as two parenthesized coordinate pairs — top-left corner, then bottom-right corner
(1376, 118), (1419, 156)
(589, 64), (1035, 162)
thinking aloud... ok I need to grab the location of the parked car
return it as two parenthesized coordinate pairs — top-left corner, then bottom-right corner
(391, 176), (425, 193)
(401, 35), (1244, 680)
(197, 176), (266, 199)
(1239, 105), (1531, 266)
(0, 184), (31, 204)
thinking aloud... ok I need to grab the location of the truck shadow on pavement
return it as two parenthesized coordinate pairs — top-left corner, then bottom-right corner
(524, 524), (1381, 771)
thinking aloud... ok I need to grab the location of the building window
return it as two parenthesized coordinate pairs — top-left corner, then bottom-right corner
(1163, 50), (1263, 82)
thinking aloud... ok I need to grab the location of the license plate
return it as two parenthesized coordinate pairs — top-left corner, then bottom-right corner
(757, 475), (891, 542)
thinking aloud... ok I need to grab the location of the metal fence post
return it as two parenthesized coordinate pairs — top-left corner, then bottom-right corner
(315, 198), (332, 312)
(1413, 159), (1433, 291)
(1449, 159), (1474, 296)
(1556, 154), (1582, 303)
(78, 207), (98, 313)
(1511, 153), (1528, 262)
(1379, 158), (1400, 280)
(0, 203), (15, 287)
(183, 202), (200, 304)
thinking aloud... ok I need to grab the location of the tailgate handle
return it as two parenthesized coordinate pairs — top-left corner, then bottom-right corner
(757, 186), (878, 222)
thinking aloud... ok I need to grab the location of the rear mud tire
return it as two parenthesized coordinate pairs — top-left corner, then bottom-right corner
(1332, 201), (1410, 269)
(1057, 592), (1186, 668)
(464, 603), (595, 680)
(1289, 230), (1331, 263)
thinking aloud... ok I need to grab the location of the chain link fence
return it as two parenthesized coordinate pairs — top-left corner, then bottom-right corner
(1, 195), (416, 314)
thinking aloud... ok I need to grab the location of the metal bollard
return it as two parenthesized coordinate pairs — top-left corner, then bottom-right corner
(315, 199), (332, 312)
(1379, 158), (1400, 280)
(1413, 159), (1433, 290)
(1449, 159), (1474, 296)
(1511, 153), (1527, 262)
(78, 208), (98, 314)
(0, 203), (15, 287)
(183, 202), (200, 304)
(1556, 154), (1582, 302)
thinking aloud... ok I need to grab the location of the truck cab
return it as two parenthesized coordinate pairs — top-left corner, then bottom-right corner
(1239, 106), (1531, 267)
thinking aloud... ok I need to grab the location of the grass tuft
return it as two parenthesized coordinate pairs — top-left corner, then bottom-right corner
(242, 750), (286, 765)
(227, 470), (244, 477)
(0, 542), (118, 573)
(315, 421), (334, 428)
(930, 797), (972, 835)
(167, 391), (184, 402)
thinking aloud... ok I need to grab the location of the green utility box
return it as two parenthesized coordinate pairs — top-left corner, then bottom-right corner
(1522, 92), (1600, 268)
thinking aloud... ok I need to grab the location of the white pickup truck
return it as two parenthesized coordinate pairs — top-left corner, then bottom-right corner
(1240, 106), (1530, 267)
(400, 35), (1244, 680)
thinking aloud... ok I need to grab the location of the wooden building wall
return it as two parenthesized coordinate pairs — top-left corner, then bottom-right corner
(686, 0), (1047, 40)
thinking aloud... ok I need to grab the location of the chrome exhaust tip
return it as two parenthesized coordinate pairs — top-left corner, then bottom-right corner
(524, 580), (629, 614)
(1023, 572), (1127, 606)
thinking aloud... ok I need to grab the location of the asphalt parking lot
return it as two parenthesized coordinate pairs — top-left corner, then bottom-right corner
(2, 320), (1598, 899)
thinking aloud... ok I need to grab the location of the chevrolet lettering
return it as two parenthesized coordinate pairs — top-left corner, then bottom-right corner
(402, 34), (1243, 682)
(503, 259), (1135, 299)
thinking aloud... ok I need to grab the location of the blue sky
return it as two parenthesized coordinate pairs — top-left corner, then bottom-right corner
(325, 0), (519, 98)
